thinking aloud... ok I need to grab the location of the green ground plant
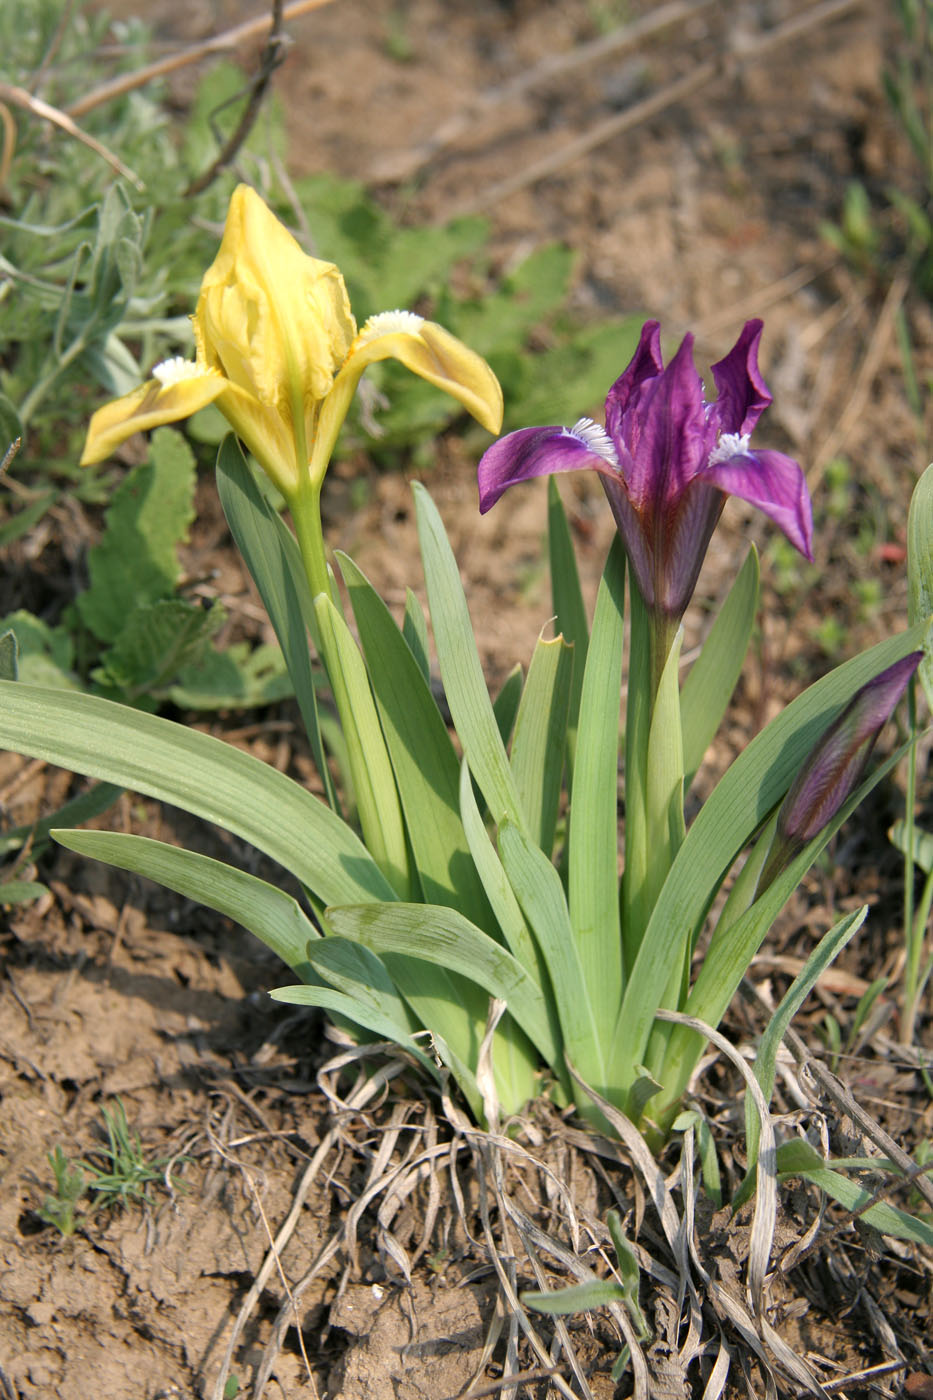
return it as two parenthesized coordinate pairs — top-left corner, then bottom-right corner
(38, 1100), (186, 1236)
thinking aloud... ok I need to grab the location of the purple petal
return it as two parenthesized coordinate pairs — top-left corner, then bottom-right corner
(709, 320), (772, 437)
(620, 334), (708, 513)
(604, 321), (663, 441)
(703, 446), (813, 560)
(477, 425), (617, 513)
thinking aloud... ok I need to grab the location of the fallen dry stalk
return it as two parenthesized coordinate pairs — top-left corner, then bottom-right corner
(65, 0), (334, 121)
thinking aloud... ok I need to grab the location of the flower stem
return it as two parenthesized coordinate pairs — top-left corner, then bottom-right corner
(289, 480), (331, 601)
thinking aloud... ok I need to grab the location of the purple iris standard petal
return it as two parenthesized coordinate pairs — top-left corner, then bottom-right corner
(703, 444), (814, 561)
(619, 334), (709, 513)
(778, 653), (922, 845)
(708, 319), (771, 437)
(605, 320), (663, 435)
(478, 424), (617, 514)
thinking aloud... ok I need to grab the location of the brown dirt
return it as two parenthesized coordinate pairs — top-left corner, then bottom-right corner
(2, 1), (933, 1397)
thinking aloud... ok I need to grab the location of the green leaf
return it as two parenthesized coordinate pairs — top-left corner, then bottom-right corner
(734, 905), (867, 1209)
(458, 759), (541, 978)
(78, 428), (196, 643)
(656, 741), (910, 1124)
(0, 880), (49, 906)
(170, 642), (294, 710)
(547, 477), (589, 758)
(776, 1141), (933, 1247)
(0, 493), (58, 549)
(567, 538), (625, 1038)
(0, 391), (24, 452)
(0, 680), (396, 907)
(325, 900), (562, 1076)
(0, 611), (75, 689)
(271, 981), (441, 1078)
(215, 438), (334, 803)
(890, 817), (933, 875)
(53, 828), (318, 973)
(314, 592), (411, 899)
(0, 780), (121, 857)
(339, 551), (491, 925)
(499, 821), (601, 1095)
(414, 483), (524, 829)
(522, 1279), (626, 1314)
(908, 462), (933, 710)
(681, 548), (759, 784)
(0, 630), (18, 682)
(492, 665), (523, 749)
(510, 634), (572, 856)
(96, 598), (223, 697)
(613, 621), (928, 1104)
(402, 589), (430, 684)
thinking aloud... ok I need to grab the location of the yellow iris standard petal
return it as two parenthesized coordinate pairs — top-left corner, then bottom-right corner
(195, 185), (356, 452)
(80, 371), (226, 465)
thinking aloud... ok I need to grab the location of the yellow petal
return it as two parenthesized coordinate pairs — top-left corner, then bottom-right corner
(195, 185), (356, 425)
(354, 312), (504, 433)
(213, 379), (303, 498)
(309, 311), (504, 484)
(80, 364), (226, 465)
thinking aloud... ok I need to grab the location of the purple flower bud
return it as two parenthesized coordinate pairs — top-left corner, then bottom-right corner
(775, 653), (921, 850)
(478, 320), (813, 620)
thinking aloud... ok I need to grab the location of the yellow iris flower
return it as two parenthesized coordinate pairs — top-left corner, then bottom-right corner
(81, 185), (503, 497)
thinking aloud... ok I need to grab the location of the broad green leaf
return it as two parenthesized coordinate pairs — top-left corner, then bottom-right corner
(215, 438), (334, 805)
(613, 622), (928, 1103)
(734, 905), (867, 1208)
(414, 483), (524, 829)
(681, 547), (759, 784)
(499, 821), (601, 1094)
(547, 476), (589, 752)
(96, 597), (223, 698)
(314, 592), (411, 898)
(78, 428), (195, 643)
(53, 828), (318, 973)
(568, 539), (624, 1037)
(339, 552), (490, 925)
(0, 680), (396, 907)
(510, 634), (572, 856)
(776, 1139), (933, 1247)
(907, 462), (933, 709)
(170, 642), (293, 711)
(326, 900), (562, 1075)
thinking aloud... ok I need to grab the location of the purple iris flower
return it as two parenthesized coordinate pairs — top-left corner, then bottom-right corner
(478, 320), (813, 620)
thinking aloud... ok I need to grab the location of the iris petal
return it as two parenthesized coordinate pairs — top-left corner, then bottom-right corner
(478, 425), (618, 513)
(80, 371), (226, 465)
(703, 446), (813, 561)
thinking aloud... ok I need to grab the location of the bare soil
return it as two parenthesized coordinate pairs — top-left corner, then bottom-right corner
(2, 2), (933, 1398)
